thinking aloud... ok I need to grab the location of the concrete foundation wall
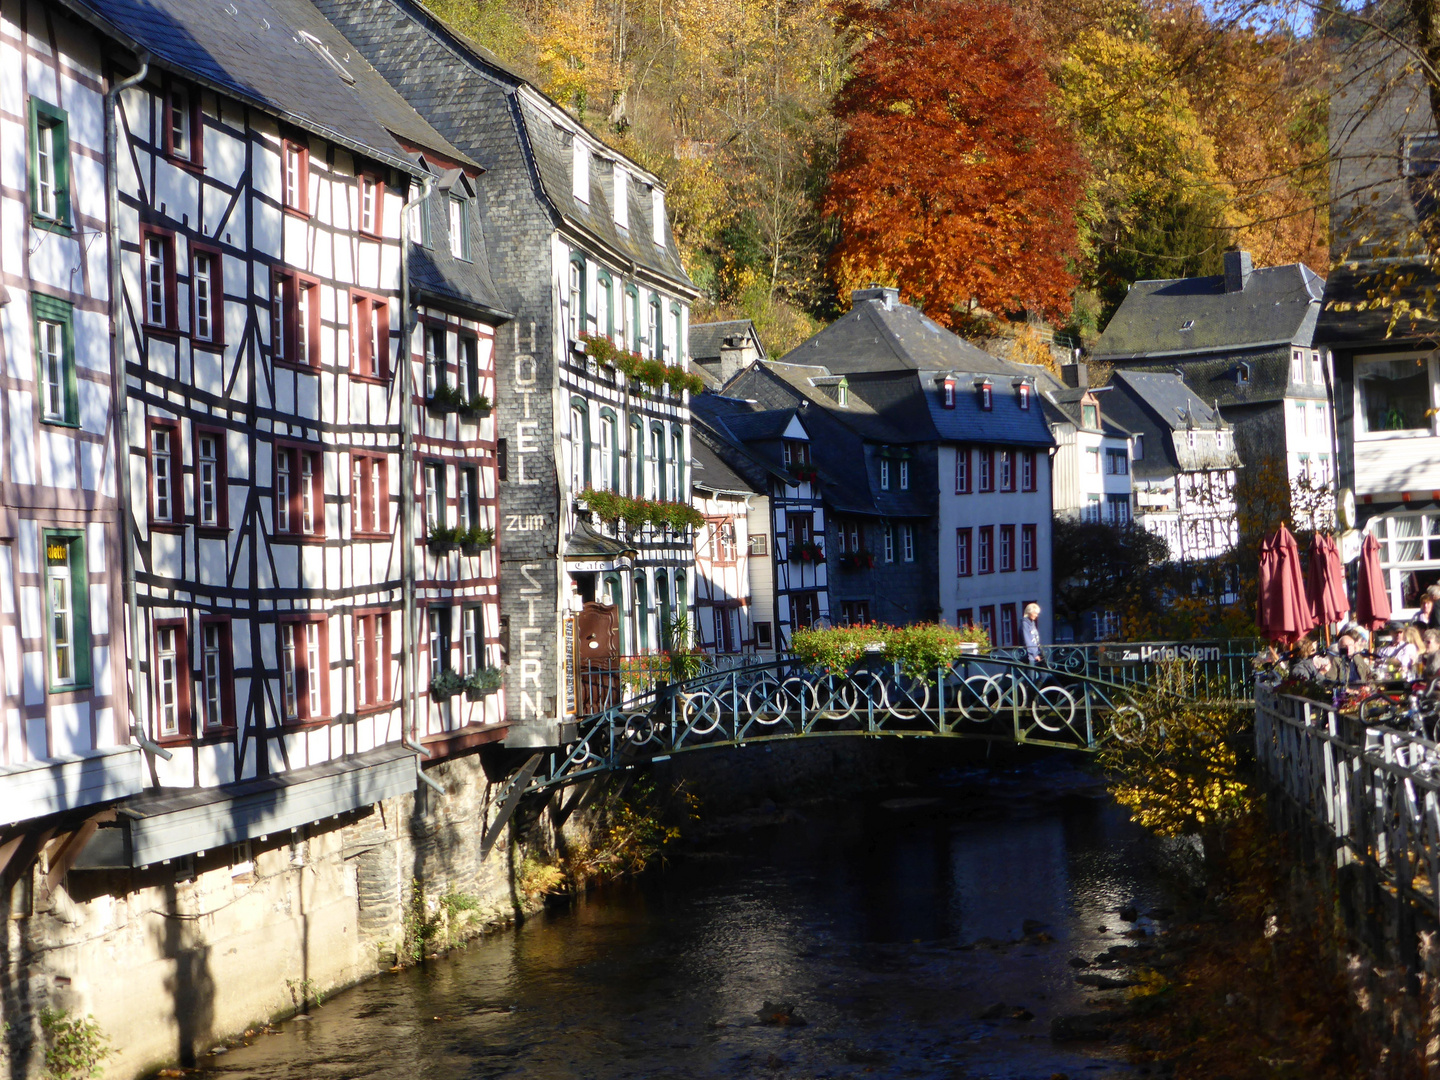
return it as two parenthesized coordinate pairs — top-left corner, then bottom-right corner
(0, 751), (578, 1080)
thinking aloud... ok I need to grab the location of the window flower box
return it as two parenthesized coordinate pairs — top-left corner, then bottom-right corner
(790, 539), (824, 563)
(427, 526), (460, 554)
(426, 384), (465, 415)
(459, 526), (494, 554)
(459, 394), (492, 419)
(464, 667), (503, 701)
(430, 669), (466, 700)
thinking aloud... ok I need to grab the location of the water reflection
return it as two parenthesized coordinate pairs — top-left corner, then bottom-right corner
(191, 758), (1159, 1080)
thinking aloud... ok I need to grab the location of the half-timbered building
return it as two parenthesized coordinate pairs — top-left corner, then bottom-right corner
(691, 425), (769, 656)
(312, 0), (700, 736)
(692, 395), (828, 647)
(0, 0), (138, 840)
(62, 0), (500, 841)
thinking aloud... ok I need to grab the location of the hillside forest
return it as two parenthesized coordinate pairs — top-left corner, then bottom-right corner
(425, 0), (1330, 354)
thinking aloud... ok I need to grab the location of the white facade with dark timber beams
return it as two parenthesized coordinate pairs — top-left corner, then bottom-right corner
(307, 0), (700, 736)
(0, 0), (137, 833)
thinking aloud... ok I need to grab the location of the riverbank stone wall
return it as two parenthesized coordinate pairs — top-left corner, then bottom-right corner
(0, 751), (583, 1080)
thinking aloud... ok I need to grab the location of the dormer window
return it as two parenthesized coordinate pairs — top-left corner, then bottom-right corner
(1018, 383), (1031, 411)
(1082, 402), (1098, 428)
(613, 165), (628, 229)
(652, 186), (666, 248)
(837, 379), (849, 408)
(572, 138), (590, 203)
(978, 380), (993, 411)
(449, 195), (470, 260)
(943, 378), (955, 408)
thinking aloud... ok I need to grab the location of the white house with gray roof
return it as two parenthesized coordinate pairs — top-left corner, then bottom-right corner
(1103, 371), (1242, 566)
(1095, 251), (1333, 529)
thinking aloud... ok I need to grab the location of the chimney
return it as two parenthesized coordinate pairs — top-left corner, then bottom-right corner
(718, 334), (759, 384)
(852, 284), (900, 310)
(1061, 362), (1087, 389)
(1223, 249), (1252, 293)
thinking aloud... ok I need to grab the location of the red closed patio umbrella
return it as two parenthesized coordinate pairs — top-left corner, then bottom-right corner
(1355, 532), (1392, 630)
(1257, 524), (1317, 646)
(1307, 533), (1349, 626)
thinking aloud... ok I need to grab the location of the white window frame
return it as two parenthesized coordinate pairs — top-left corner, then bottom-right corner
(202, 622), (223, 729)
(153, 428), (174, 523)
(902, 524), (915, 562)
(198, 433), (219, 527)
(38, 318), (65, 422)
(145, 236), (167, 326)
(193, 251), (215, 342)
(613, 165), (628, 228)
(1354, 351), (1438, 441)
(572, 138), (590, 203)
(157, 626), (180, 737)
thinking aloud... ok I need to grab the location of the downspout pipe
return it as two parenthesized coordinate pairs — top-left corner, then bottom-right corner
(400, 176), (433, 774)
(106, 54), (150, 767)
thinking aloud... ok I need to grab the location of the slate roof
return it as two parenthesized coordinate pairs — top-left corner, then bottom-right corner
(517, 95), (693, 290)
(1110, 371), (1230, 432)
(1314, 260), (1440, 347)
(1094, 263), (1324, 360)
(61, 0), (472, 173)
(744, 363), (919, 444)
(689, 320), (766, 362)
(409, 174), (509, 320)
(921, 371), (1056, 448)
(311, 0), (692, 294)
(692, 438), (757, 496)
(779, 294), (1015, 376)
(710, 365), (933, 517)
(1024, 366), (1133, 437)
(564, 518), (635, 559)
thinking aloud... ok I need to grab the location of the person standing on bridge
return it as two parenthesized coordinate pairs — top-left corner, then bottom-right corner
(1022, 603), (1043, 665)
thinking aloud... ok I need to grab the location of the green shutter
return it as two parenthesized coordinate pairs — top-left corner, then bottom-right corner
(32, 293), (78, 426)
(42, 531), (91, 692)
(69, 534), (92, 688)
(27, 98), (72, 231)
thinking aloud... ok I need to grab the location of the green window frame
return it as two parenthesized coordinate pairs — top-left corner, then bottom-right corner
(597, 272), (614, 338)
(28, 97), (72, 232)
(630, 416), (645, 496)
(32, 293), (78, 426)
(568, 253), (587, 341)
(570, 395), (591, 491)
(626, 284), (640, 352)
(634, 574), (649, 652)
(43, 530), (92, 693)
(657, 569), (672, 645)
(604, 572), (626, 654)
(599, 408), (620, 491)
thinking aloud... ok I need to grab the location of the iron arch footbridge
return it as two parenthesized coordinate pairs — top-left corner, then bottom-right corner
(504, 642), (1258, 800)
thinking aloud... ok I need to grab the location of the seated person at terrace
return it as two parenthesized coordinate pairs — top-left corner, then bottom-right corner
(1288, 638), (1330, 683)
(1329, 630), (1373, 685)
(1424, 630), (1440, 682)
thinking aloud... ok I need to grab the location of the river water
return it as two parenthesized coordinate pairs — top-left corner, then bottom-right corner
(193, 757), (1168, 1080)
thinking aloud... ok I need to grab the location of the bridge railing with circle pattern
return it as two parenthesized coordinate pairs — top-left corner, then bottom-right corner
(527, 652), (1187, 793)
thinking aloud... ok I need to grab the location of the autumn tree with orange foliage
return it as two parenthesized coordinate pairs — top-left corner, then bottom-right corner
(823, 0), (1088, 331)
